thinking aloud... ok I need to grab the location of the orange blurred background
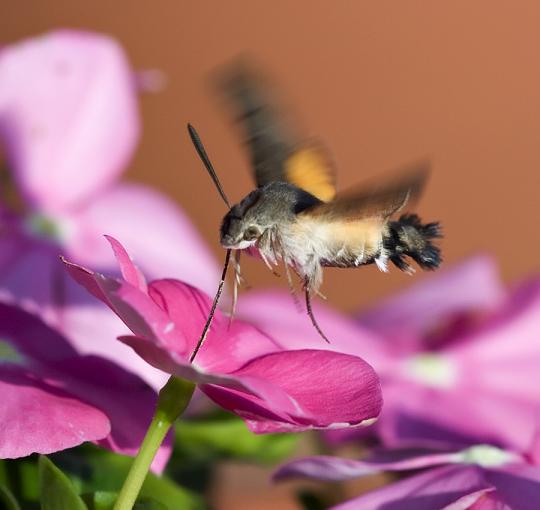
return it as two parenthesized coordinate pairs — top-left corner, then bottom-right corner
(2, 3), (540, 508)
(3, 2), (539, 312)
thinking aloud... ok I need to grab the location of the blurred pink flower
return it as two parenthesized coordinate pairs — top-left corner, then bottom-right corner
(63, 236), (383, 433)
(239, 256), (540, 452)
(0, 30), (218, 389)
(0, 300), (170, 472)
(275, 442), (540, 510)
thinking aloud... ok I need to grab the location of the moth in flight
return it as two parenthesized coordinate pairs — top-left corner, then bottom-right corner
(187, 64), (441, 359)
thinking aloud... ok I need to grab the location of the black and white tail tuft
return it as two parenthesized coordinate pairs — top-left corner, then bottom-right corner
(386, 214), (442, 273)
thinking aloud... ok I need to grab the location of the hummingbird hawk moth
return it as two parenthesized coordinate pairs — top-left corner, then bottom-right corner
(187, 65), (441, 359)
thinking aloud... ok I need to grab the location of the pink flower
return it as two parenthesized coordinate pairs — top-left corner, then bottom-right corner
(0, 300), (170, 472)
(275, 442), (540, 509)
(0, 30), (218, 389)
(239, 256), (540, 452)
(63, 236), (383, 433)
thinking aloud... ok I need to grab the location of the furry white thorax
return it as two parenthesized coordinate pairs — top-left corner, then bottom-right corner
(255, 219), (384, 292)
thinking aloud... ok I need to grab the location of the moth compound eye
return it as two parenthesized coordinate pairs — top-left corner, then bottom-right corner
(243, 226), (260, 241)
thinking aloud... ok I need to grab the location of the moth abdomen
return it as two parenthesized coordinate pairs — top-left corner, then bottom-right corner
(385, 214), (442, 272)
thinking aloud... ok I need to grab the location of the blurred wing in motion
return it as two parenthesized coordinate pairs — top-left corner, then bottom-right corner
(215, 62), (336, 202)
(301, 163), (429, 221)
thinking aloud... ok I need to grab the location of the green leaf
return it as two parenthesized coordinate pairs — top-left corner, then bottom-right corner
(174, 413), (299, 463)
(133, 498), (169, 509)
(0, 458), (40, 509)
(0, 460), (8, 487)
(49, 446), (203, 510)
(18, 459), (40, 502)
(81, 491), (170, 510)
(38, 456), (86, 510)
(81, 491), (117, 510)
(0, 484), (21, 510)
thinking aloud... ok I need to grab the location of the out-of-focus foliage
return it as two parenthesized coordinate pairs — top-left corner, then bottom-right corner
(0, 485), (20, 510)
(81, 492), (117, 510)
(39, 456), (86, 510)
(167, 411), (299, 495)
(0, 413), (298, 510)
(1, 448), (203, 510)
(174, 411), (299, 463)
(296, 489), (333, 510)
(81, 492), (169, 510)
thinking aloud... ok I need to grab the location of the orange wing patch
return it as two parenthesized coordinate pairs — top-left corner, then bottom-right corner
(284, 144), (336, 202)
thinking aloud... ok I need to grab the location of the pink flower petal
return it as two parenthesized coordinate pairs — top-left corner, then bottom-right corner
(332, 465), (492, 510)
(62, 259), (169, 388)
(0, 293), (77, 362)
(275, 448), (460, 482)
(238, 290), (388, 368)
(0, 30), (139, 212)
(117, 334), (306, 423)
(147, 278), (217, 356)
(0, 365), (110, 458)
(377, 380), (540, 451)
(64, 259), (185, 352)
(210, 349), (382, 433)
(483, 465), (540, 510)
(116, 337), (382, 432)
(444, 489), (501, 510)
(64, 257), (277, 387)
(118, 334), (302, 412)
(0, 231), (59, 322)
(357, 256), (505, 348)
(0, 236), (167, 390)
(527, 426), (540, 465)
(66, 241), (383, 433)
(58, 283), (169, 390)
(0, 300), (170, 469)
(417, 280), (540, 451)
(148, 279), (280, 371)
(43, 355), (171, 473)
(104, 235), (147, 292)
(60, 184), (220, 295)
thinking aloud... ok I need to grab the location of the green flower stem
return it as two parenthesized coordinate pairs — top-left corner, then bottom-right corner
(113, 376), (195, 510)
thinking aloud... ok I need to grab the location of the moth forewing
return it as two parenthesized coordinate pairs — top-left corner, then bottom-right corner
(301, 164), (430, 221)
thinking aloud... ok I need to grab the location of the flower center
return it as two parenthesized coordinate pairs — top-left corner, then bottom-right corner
(402, 353), (457, 388)
(0, 339), (25, 364)
(457, 444), (519, 467)
(26, 214), (62, 241)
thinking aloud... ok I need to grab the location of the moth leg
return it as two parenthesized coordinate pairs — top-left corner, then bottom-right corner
(304, 277), (331, 344)
(258, 230), (281, 277)
(228, 250), (243, 328)
(375, 245), (389, 273)
(314, 288), (327, 300)
(281, 257), (303, 311)
(259, 249), (281, 277)
(354, 243), (366, 267)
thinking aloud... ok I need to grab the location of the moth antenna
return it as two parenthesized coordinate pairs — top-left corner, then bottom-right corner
(190, 249), (232, 363)
(304, 282), (331, 344)
(187, 123), (231, 208)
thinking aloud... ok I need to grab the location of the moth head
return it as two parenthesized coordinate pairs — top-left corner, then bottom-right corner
(220, 189), (270, 249)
